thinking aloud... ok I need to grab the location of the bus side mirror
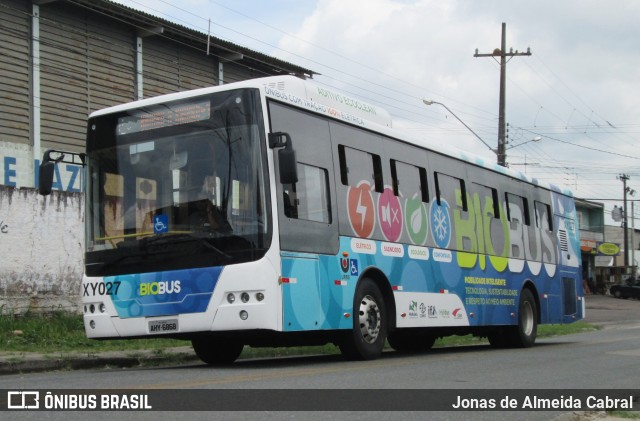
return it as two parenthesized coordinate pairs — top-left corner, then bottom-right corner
(278, 148), (298, 184)
(38, 149), (86, 196)
(39, 161), (55, 196)
(269, 132), (298, 185)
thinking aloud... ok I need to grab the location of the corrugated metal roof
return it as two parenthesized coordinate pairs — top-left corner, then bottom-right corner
(66, 0), (317, 78)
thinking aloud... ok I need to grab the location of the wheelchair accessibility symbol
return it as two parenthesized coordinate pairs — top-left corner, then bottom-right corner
(350, 259), (359, 276)
(340, 257), (359, 276)
(154, 214), (169, 234)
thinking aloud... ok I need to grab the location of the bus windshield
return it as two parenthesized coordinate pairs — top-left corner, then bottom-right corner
(84, 88), (271, 277)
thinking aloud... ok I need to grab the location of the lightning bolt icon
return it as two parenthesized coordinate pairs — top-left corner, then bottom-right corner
(356, 190), (367, 229)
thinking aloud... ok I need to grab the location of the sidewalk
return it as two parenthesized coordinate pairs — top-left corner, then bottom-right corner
(0, 346), (199, 375)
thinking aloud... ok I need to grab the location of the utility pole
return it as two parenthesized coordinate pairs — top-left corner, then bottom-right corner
(619, 174), (630, 267)
(632, 201), (636, 274)
(474, 22), (531, 167)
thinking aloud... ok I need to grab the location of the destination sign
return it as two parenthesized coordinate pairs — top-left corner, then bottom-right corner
(117, 100), (210, 135)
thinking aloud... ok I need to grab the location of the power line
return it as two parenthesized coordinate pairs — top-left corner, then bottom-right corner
(5, 0), (639, 205)
(518, 127), (640, 160)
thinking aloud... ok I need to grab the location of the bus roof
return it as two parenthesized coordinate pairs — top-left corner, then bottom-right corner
(90, 75), (573, 197)
(259, 77), (573, 197)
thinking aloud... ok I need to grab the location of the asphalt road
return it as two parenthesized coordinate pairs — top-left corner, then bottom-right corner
(583, 293), (639, 325)
(1, 294), (638, 420)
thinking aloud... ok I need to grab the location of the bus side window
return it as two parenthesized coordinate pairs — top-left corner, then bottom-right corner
(391, 159), (428, 202)
(283, 163), (331, 223)
(338, 144), (383, 193)
(435, 172), (467, 211)
(506, 193), (531, 226)
(535, 201), (553, 230)
(473, 183), (500, 219)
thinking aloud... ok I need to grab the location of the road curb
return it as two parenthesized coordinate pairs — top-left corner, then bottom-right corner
(0, 347), (199, 375)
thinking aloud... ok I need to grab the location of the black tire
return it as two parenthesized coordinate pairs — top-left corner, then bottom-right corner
(191, 337), (244, 365)
(614, 290), (622, 299)
(388, 330), (436, 353)
(339, 278), (387, 360)
(488, 288), (538, 348)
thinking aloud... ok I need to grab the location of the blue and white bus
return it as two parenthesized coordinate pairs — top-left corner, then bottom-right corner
(40, 75), (584, 363)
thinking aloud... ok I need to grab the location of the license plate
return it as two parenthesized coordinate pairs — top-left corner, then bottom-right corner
(148, 319), (179, 334)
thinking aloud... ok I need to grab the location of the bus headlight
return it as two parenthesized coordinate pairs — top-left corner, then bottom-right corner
(239, 310), (248, 320)
(227, 293), (236, 304)
(241, 292), (250, 303)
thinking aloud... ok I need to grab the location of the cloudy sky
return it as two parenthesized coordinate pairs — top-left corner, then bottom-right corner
(115, 0), (640, 225)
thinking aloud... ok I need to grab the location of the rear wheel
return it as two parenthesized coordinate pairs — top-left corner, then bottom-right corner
(488, 288), (538, 348)
(388, 330), (436, 353)
(192, 337), (244, 365)
(339, 278), (387, 360)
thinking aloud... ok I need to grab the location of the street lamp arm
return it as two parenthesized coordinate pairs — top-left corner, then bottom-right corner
(423, 99), (497, 155)
(505, 136), (542, 150)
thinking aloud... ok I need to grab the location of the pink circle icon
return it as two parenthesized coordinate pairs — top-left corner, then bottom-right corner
(377, 187), (403, 242)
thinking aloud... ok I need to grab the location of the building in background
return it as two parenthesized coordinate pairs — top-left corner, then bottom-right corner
(577, 198), (639, 293)
(598, 224), (639, 283)
(1, 0), (314, 189)
(0, 0), (314, 314)
(576, 199), (605, 292)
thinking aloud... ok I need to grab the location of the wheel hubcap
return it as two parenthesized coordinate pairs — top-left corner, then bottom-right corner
(358, 295), (381, 344)
(522, 301), (534, 336)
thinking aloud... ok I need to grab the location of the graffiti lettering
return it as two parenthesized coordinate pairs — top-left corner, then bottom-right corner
(3, 157), (16, 186)
(46, 163), (83, 193)
(0, 220), (7, 234)
(0, 156), (82, 191)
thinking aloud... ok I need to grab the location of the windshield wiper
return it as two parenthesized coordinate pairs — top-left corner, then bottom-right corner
(140, 233), (232, 261)
(92, 233), (234, 276)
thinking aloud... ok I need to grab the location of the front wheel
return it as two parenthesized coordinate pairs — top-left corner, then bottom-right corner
(339, 278), (387, 360)
(192, 336), (244, 365)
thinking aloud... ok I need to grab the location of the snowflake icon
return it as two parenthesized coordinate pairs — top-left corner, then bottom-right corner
(430, 201), (451, 248)
(433, 208), (448, 240)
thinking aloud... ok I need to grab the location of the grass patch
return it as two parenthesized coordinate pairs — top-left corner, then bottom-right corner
(431, 321), (597, 349)
(240, 344), (340, 360)
(0, 312), (598, 358)
(607, 411), (640, 419)
(0, 312), (185, 354)
(434, 334), (487, 347)
(538, 321), (598, 338)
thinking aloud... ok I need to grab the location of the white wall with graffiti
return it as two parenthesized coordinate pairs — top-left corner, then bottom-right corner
(0, 142), (84, 315)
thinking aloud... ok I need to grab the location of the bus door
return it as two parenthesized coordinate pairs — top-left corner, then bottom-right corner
(268, 101), (339, 331)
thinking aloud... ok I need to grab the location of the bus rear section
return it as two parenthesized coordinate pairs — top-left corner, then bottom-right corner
(267, 76), (583, 360)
